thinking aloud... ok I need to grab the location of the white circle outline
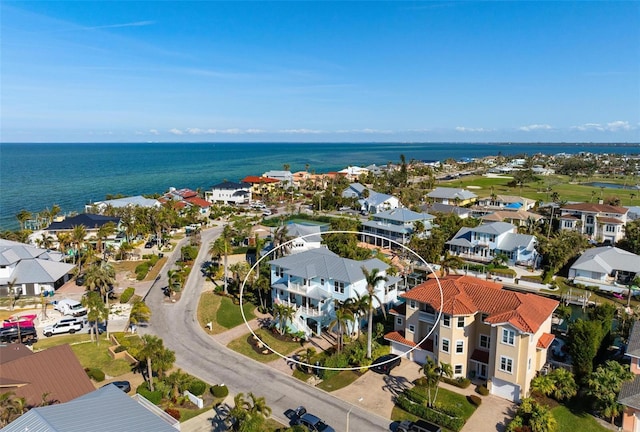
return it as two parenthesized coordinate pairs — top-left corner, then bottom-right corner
(239, 230), (443, 371)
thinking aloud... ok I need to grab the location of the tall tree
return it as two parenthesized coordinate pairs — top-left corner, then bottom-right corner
(81, 291), (108, 344)
(128, 300), (151, 330)
(15, 209), (31, 231)
(586, 360), (634, 424)
(0, 391), (26, 427)
(328, 301), (353, 353)
(361, 267), (388, 359)
(71, 224), (87, 270)
(139, 335), (175, 392)
(209, 225), (233, 294)
(84, 262), (116, 336)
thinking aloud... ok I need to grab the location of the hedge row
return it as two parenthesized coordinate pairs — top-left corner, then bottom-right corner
(403, 388), (463, 418)
(396, 395), (464, 432)
(467, 395), (482, 406)
(442, 376), (471, 389)
(120, 287), (135, 303)
(85, 368), (105, 382)
(188, 380), (207, 396)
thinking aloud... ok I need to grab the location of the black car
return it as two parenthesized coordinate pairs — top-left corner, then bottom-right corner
(75, 274), (86, 286)
(102, 381), (131, 393)
(0, 326), (38, 344)
(370, 354), (401, 374)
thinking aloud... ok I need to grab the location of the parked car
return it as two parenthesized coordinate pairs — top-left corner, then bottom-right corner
(286, 406), (335, 432)
(397, 419), (442, 432)
(0, 326), (38, 344)
(144, 241), (154, 248)
(43, 317), (83, 337)
(75, 273), (86, 286)
(370, 354), (401, 374)
(102, 381), (131, 393)
(52, 299), (88, 317)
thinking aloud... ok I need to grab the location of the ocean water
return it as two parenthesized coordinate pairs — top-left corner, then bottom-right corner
(1, 142), (638, 230)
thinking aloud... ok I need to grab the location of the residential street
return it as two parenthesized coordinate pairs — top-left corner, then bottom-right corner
(141, 224), (392, 431)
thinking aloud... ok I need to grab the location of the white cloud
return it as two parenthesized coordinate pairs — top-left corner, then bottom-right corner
(169, 128), (184, 135)
(455, 126), (492, 132)
(518, 124), (552, 132)
(149, 129), (159, 135)
(279, 129), (324, 134)
(570, 120), (635, 132)
(82, 21), (155, 31)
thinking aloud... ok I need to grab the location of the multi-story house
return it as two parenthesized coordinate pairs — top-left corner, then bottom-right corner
(263, 170), (294, 188)
(475, 194), (536, 211)
(241, 175), (281, 197)
(385, 275), (558, 402)
(160, 187), (211, 215)
(619, 321), (640, 431)
(427, 187), (477, 206)
(446, 221), (539, 267)
(559, 202), (628, 244)
(361, 208), (435, 249)
(205, 181), (252, 205)
(269, 248), (399, 337)
(342, 183), (400, 214)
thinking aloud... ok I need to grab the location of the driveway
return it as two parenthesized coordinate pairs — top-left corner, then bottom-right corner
(461, 395), (515, 432)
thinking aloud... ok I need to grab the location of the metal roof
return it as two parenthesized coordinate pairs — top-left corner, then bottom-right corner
(571, 246), (640, 274)
(2, 385), (179, 432)
(371, 208), (434, 223)
(498, 233), (536, 251)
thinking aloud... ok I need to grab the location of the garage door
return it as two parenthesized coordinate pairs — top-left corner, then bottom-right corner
(491, 378), (520, 402)
(412, 349), (428, 365)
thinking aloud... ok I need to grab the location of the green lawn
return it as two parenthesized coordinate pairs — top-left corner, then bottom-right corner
(197, 292), (256, 334)
(33, 333), (132, 377)
(552, 404), (610, 432)
(316, 370), (362, 392)
(443, 174), (639, 206)
(226, 328), (302, 363)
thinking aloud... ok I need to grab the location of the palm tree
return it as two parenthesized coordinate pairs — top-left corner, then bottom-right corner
(81, 291), (108, 344)
(7, 279), (19, 311)
(530, 374), (555, 397)
(209, 225), (233, 294)
(272, 223), (292, 258)
(439, 252), (464, 276)
(139, 335), (175, 392)
(15, 209), (31, 231)
(85, 262), (116, 336)
(71, 224), (87, 269)
(278, 304), (295, 336)
(129, 300), (151, 330)
(56, 232), (72, 258)
(302, 347), (316, 373)
(167, 268), (185, 295)
(96, 222), (116, 259)
(229, 392), (251, 429)
(421, 358), (441, 407)
(328, 301), (353, 352)
(344, 293), (367, 340)
(549, 368), (577, 401)
(491, 252), (509, 267)
(248, 392), (272, 419)
(0, 391), (26, 427)
(361, 267), (388, 359)
(432, 362), (453, 404)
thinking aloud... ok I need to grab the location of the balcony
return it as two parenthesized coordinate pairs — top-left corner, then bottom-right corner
(419, 311), (437, 323)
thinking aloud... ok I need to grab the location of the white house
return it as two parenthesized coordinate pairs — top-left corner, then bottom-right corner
(342, 183), (400, 214)
(280, 222), (326, 254)
(568, 246), (640, 289)
(85, 195), (161, 213)
(0, 239), (75, 297)
(446, 221), (539, 267)
(269, 248), (399, 337)
(559, 202), (628, 244)
(205, 181), (252, 205)
(361, 208), (435, 249)
(475, 195), (536, 212)
(263, 170), (294, 187)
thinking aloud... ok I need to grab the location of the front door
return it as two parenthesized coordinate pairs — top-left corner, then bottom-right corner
(477, 363), (487, 379)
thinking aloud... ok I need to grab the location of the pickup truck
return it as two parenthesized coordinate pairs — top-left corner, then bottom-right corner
(285, 406), (335, 432)
(52, 299), (87, 317)
(0, 326), (38, 344)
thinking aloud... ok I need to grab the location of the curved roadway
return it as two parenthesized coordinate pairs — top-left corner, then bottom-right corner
(142, 226), (391, 431)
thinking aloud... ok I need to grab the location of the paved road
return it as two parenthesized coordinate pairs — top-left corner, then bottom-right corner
(142, 224), (391, 431)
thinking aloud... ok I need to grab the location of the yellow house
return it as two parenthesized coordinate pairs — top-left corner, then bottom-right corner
(385, 275), (558, 402)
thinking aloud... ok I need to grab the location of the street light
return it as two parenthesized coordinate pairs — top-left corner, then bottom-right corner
(346, 397), (363, 432)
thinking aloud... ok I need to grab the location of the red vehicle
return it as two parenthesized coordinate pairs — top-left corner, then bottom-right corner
(1, 314), (37, 329)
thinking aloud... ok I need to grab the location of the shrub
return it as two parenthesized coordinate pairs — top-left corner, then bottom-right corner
(188, 379), (207, 396)
(477, 385), (489, 396)
(164, 408), (181, 420)
(114, 345), (127, 353)
(467, 395), (482, 406)
(120, 287), (135, 303)
(138, 388), (162, 405)
(442, 376), (471, 388)
(86, 368), (105, 382)
(149, 254), (160, 266)
(135, 262), (150, 280)
(210, 384), (229, 398)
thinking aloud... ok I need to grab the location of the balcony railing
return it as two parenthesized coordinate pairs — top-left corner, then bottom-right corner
(419, 311), (436, 323)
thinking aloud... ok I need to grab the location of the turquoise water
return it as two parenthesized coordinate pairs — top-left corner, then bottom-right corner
(1, 142), (638, 230)
(583, 181), (640, 190)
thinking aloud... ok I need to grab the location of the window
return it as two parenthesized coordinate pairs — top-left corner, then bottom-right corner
(477, 335), (489, 350)
(455, 364), (463, 375)
(396, 317), (403, 325)
(275, 266), (284, 277)
(409, 300), (417, 309)
(456, 340), (464, 354)
(528, 358), (532, 371)
(441, 338), (450, 353)
(481, 313), (489, 323)
(320, 278), (325, 285)
(334, 281), (344, 294)
(606, 225), (616, 233)
(408, 325), (415, 333)
(502, 328), (515, 346)
(442, 315), (451, 327)
(457, 316), (465, 328)
(500, 356), (513, 373)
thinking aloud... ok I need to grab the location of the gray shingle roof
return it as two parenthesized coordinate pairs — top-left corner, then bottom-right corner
(286, 223), (323, 243)
(472, 222), (515, 235)
(498, 233), (536, 251)
(0, 240), (75, 285)
(2, 385), (179, 432)
(427, 187), (477, 200)
(269, 248), (388, 283)
(626, 321), (640, 359)
(372, 208), (434, 223)
(571, 246), (640, 274)
(619, 375), (640, 410)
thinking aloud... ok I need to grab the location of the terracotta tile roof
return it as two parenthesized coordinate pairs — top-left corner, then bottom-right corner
(561, 203), (628, 214)
(471, 349), (490, 364)
(401, 275), (558, 333)
(389, 302), (406, 316)
(185, 196), (211, 208)
(0, 344), (95, 407)
(241, 176), (280, 184)
(384, 330), (416, 348)
(537, 332), (555, 349)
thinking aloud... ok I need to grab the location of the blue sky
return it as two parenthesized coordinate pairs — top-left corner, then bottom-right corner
(1, 1), (639, 143)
